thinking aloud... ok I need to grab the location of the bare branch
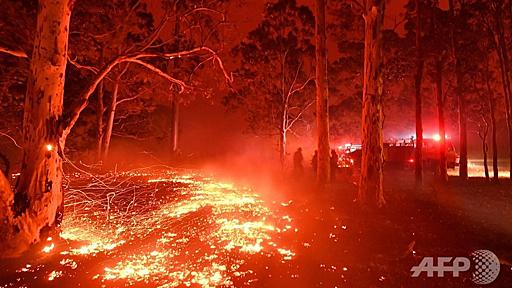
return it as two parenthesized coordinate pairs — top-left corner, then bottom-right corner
(68, 56), (99, 73)
(88, 2), (140, 43)
(286, 100), (314, 130)
(0, 131), (22, 149)
(280, 50), (289, 103)
(390, 16), (407, 32)
(189, 56), (215, 81)
(116, 88), (150, 106)
(213, 54), (234, 83)
(112, 132), (146, 141)
(289, 77), (315, 97)
(287, 128), (301, 138)
(286, 62), (303, 102)
(63, 57), (127, 141)
(62, 46), (233, 140)
(148, 37), (175, 49)
(0, 47), (28, 58)
(128, 7), (172, 52)
(201, 20), (228, 47)
(181, 7), (226, 21)
(126, 59), (188, 91)
(116, 95), (139, 106)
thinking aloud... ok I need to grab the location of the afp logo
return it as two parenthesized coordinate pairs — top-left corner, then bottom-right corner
(411, 250), (500, 284)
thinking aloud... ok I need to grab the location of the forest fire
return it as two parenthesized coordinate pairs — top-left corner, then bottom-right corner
(2, 0), (512, 287)
(2, 168), (295, 287)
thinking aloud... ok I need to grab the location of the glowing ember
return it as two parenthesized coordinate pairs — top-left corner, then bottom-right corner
(42, 243), (54, 253)
(41, 168), (296, 287)
(60, 258), (78, 269)
(277, 248), (295, 260)
(48, 270), (62, 281)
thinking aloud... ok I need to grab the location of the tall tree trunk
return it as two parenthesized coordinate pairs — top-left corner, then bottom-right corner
(0, 0), (72, 258)
(483, 140), (489, 180)
(359, 0), (385, 206)
(96, 81), (104, 162)
(96, 47), (106, 162)
(169, 93), (179, 156)
(456, 71), (468, 179)
(279, 127), (287, 168)
(485, 61), (499, 180)
(435, 59), (448, 182)
(414, 0), (424, 184)
(168, 15), (180, 159)
(449, 0), (468, 179)
(315, 0), (330, 184)
(280, 103), (288, 167)
(489, 99), (498, 180)
(481, 126), (489, 180)
(102, 64), (129, 162)
(102, 79), (120, 162)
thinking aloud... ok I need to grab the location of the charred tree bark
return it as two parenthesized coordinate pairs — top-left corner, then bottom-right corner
(0, 0), (72, 258)
(435, 59), (448, 182)
(315, 0), (330, 184)
(449, 0), (468, 179)
(414, 0), (424, 184)
(359, 0), (385, 207)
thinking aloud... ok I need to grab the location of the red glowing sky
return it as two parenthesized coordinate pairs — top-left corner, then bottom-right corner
(219, 0), (450, 40)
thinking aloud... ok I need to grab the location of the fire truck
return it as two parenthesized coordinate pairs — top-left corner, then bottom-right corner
(422, 137), (459, 168)
(338, 136), (459, 170)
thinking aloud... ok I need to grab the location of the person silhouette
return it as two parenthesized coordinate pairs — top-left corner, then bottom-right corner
(293, 147), (304, 177)
(330, 149), (339, 182)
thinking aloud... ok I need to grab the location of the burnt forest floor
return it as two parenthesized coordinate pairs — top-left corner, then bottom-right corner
(275, 168), (512, 288)
(0, 167), (511, 288)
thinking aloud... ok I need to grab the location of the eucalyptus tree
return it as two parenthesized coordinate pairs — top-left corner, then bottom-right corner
(226, 0), (315, 167)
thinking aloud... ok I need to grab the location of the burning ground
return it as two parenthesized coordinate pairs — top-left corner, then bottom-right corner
(1, 167), (511, 288)
(0, 167), (297, 287)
